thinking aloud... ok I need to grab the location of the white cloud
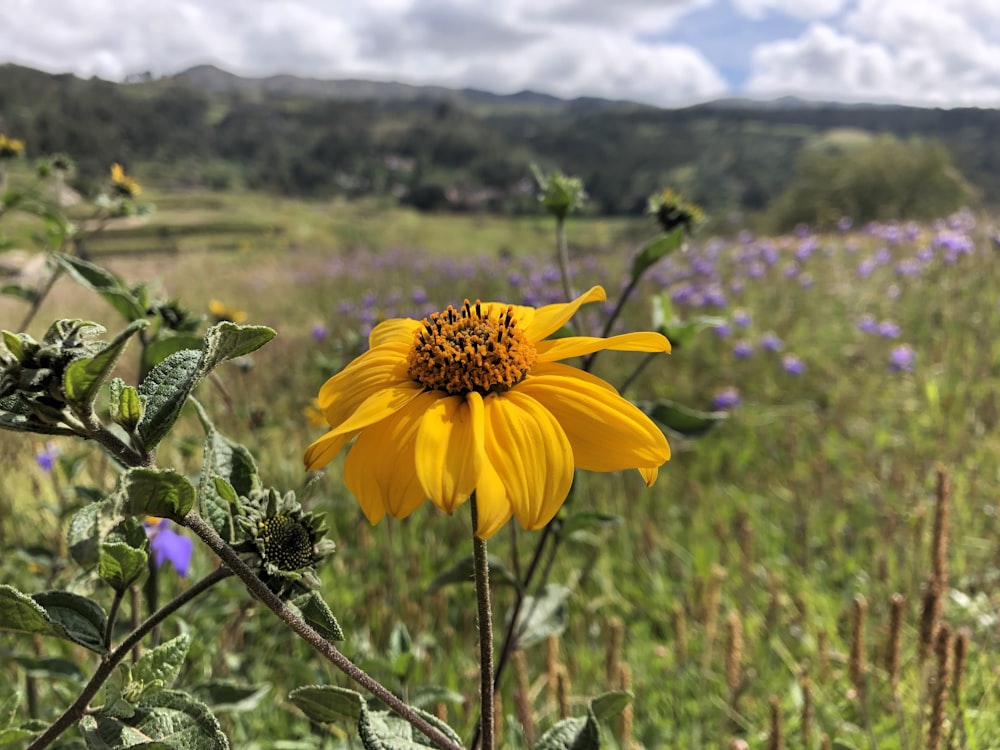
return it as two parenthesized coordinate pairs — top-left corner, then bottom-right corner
(732, 0), (848, 21)
(0, 0), (728, 106)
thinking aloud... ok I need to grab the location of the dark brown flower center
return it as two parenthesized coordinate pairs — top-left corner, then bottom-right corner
(406, 300), (537, 396)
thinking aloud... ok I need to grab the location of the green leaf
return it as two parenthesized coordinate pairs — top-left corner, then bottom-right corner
(51, 253), (148, 321)
(630, 226), (684, 279)
(407, 686), (464, 710)
(291, 591), (345, 641)
(109, 378), (144, 432)
(12, 655), (85, 680)
(98, 542), (148, 592)
(196, 322), (275, 383)
(32, 590), (109, 653)
(0, 394), (78, 436)
(647, 399), (728, 437)
(67, 499), (122, 568)
(590, 691), (632, 721)
(1, 284), (40, 305)
(190, 682), (269, 713)
(130, 634), (191, 694)
(512, 584), (570, 650)
(426, 554), (520, 593)
(533, 712), (600, 750)
(558, 512), (621, 540)
(63, 319), (148, 415)
(191, 398), (260, 542)
(140, 334), (203, 381)
(121, 468), (196, 520)
(657, 314), (728, 351)
(81, 689), (228, 750)
(0, 692), (19, 730)
(1, 331), (24, 361)
(0, 727), (36, 746)
(137, 348), (201, 450)
(289, 685), (364, 723)
(358, 704), (463, 750)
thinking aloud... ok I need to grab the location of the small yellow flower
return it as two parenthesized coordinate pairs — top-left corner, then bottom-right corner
(110, 162), (142, 198)
(208, 299), (248, 324)
(0, 134), (25, 159)
(305, 286), (671, 539)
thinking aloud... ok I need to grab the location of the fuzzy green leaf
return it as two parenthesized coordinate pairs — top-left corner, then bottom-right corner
(137, 348), (201, 450)
(140, 334), (203, 381)
(110, 378), (144, 432)
(0, 692), (19, 730)
(426, 554), (520, 593)
(289, 685), (364, 723)
(1, 284), (39, 305)
(80, 689), (227, 750)
(630, 226), (684, 279)
(51, 253), (148, 322)
(590, 691), (632, 721)
(513, 584), (570, 650)
(121, 468), (196, 520)
(647, 399), (727, 437)
(130, 634), (191, 694)
(291, 591), (345, 642)
(196, 322), (275, 383)
(0, 331), (23, 361)
(192, 399), (260, 542)
(67, 499), (121, 568)
(358, 704), (463, 750)
(191, 682), (269, 713)
(0, 394), (78, 436)
(533, 712), (600, 750)
(98, 542), (148, 592)
(0, 587), (109, 653)
(64, 319), (148, 414)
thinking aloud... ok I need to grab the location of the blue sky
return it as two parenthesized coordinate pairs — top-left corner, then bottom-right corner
(2, 0), (999, 108)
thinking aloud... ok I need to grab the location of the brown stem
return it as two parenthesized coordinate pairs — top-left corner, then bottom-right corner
(471, 497), (495, 750)
(26, 566), (233, 750)
(181, 510), (464, 750)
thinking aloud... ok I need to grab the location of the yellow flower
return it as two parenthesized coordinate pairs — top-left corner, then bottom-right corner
(305, 286), (671, 539)
(110, 162), (142, 198)
(208, 299), (248, 324)
(0, 134), (25, 159)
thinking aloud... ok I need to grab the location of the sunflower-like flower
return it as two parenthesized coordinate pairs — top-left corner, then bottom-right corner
(648, 188), (704, 234)
(110, 162), (142, 198)
(305, 286), (671, 539)
(208, 299), (248, 324)
(0, 134), (25, 159)
(234, 487), (336, 597)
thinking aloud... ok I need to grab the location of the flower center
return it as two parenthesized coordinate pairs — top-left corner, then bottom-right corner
(407, 300), (537, 396)
(258, 515), (313, 570)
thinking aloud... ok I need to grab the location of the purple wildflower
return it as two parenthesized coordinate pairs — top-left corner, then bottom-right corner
(35, 441), (59, 472)
(732, 309), (752, 328)
(713, 322), (732, 338)
(877, 320), (901, 338)
(713, 386), (741, 410)
(732, 340), (754, 358)
(310, 323), (329, 342)
(783, 262), (800, 279)
(759, 332), (783, 352)
(144, 518), (194, 577)
(857, 258), (877, 278)
(782, 354), (806, 375)
(857, 314), (878, 334)
(889, 344), (916, 372)
(837, 216), (854, 232)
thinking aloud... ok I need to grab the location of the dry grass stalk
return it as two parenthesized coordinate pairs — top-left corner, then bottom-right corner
(702, 565), (726, 671)
(546, 635), (560, 706)
(952, 628), (969, 709)
(725, 609), (744, 711)
(800, 676), (813, 748)
(606, 617), (625, 685)
(926, 624), (953, 750)
(918, 587), (942, 665)
(618, 662), (634, 748)
(556, 665), (570, 720)
(931, 466), (950, 591)
(767, 696), (784, 750)
(849, 594), (868, 695)
(512, 650), (534, 747)
(886, 592), (905, 686)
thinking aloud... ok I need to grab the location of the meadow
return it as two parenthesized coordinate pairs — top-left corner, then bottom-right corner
(1, 184), (998, 749)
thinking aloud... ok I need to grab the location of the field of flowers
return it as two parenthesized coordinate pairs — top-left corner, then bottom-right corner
(2, 184), (999, 748)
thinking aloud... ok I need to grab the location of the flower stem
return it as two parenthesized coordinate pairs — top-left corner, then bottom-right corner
(471, 496), (495, 750)
(182, 510), (464, 750)
(554, 217), (576, 306)
(26, 566), (233, 750)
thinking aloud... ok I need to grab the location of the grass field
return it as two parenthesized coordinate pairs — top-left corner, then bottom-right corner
(1, 190), (998, 748)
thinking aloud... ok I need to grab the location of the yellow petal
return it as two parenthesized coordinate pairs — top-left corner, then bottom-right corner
(535, 331), (671, 362)
(328, 381), (425, 437)
(517, 370), (670, 472)
(343, 392), (440, 522)
(369, 317), (420, 349)
(529, 361), (617, 392)
(514, 285), (606, 343)
(473, 459), (512, 539)
(483, 392), (573, 531)
(415, 392), (484, 514)
(639, 466), (659, 486)
(318, 342), (411, 415)
(303, 429), (356, 471)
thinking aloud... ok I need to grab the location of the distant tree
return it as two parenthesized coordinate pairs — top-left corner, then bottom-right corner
(766, 132), (974, 230)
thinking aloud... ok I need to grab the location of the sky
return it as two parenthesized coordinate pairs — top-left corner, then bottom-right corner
(3, 0), (1000, 109)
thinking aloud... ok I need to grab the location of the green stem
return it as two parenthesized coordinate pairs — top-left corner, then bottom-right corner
(181, 510), (464, 750)
(26, 566), (233, 750)
(554, 217), (575, 306)
(103, 588), (126, 650)
(471, 496), (495, 750)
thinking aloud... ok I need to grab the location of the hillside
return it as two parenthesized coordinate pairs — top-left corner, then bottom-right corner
(1, 63), (998, 221)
